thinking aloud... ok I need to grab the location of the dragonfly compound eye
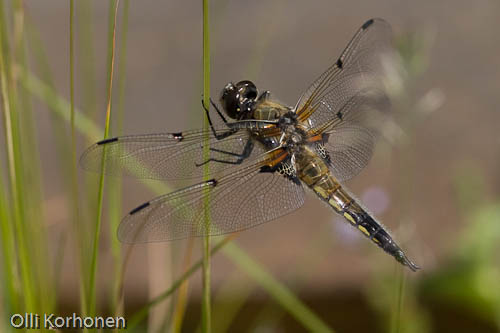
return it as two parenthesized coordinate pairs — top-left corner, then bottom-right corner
(220, 82), (240, 119)
(236, 80), (257, 100)
(220, 80), (258, 119)
(236, 80), (258, 114)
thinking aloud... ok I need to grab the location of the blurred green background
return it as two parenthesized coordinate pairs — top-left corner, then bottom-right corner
(0, 0), (499, 332)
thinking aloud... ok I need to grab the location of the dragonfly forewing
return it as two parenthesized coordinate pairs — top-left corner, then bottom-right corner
(80, 127), (268, 181)
(117, 154), (305, 243)
(295, 18), (393, 125)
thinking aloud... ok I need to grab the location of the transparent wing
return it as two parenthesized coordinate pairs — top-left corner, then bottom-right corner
(80, 127), (268, 181)
(295, 18), (393, 181)
(117, 155), (305, 243)
(319, 88), (390, 182)
(295, 18), (393, 128)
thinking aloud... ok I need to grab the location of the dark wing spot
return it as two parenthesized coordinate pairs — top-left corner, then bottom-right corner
(172, 132), (184, 142)
(262, 162), (301, 185)
(97, 137), (118, 145)
(336, 111), (343, 120)
(336, 58), (343, 69)
(362, 19), (374, 30)
(207, 179), (218, 187)
(130, 202), (150, 215)
(259, 165), (275, 173)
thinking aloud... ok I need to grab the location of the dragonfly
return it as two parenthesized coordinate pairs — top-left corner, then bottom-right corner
(81, 18), (419, 271)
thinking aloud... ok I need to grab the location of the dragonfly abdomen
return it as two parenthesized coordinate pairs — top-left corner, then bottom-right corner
(297, 151), (419, 271)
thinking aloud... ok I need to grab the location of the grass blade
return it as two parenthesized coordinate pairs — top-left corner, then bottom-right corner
(88, 0), (120, 317)
(76, 0), (98, 124)
(0, 161), (19, 313)
(18, 65), (101, 139)
(14, 0), (55, 315)
(109, 0), (130, 318)
(210, 272), (255, 333)
(202, 0), (212, 332)
(0, 0), (35, 312)
(127, 236), (234, 330)
(222, 243), (333, 332)
(170, 239), (194, 333)
(69, 0), (88, 315)
(391, 269), (406, 333)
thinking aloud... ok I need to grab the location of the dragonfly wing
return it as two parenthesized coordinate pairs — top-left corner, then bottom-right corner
(319, 88), (390, 182)
(295, 18), (393, 129)
(80, 127), (267, 181)
(296, 18), (393, 182)
(117, 152), (305, 243)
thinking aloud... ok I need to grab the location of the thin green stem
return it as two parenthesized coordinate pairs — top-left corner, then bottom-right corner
(76, 0), (97, 126)
(69, 0), (77, 229)
(0, 0), (20, 315)
(0, 0), (35, 312)
(392, 269), (406, 333)
(0, 161), (19, 313)
(210, 271), (255, 333)
(109, 0), (129, 317)
(201, 0), (212, 332)
(127, 236), (233, 330)
(222, 243), (333, 333)
(88, 0), (120, 317)
(14, 0), (56, 315)
(18, 65), (101, 139)
(69, 0), (87, 315)
(170, 239), (194, 333)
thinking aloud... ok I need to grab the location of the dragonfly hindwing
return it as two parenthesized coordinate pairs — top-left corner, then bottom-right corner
(277, 161), (300, 184)
(314, 142), (331, 164)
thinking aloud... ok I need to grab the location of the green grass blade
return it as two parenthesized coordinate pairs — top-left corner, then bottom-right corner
(0, 162), (19, 313)
(0, 0), (36, 312)
(69, 0), (77, 240)
(18, 65), (102, 139)
(391, 269), (406, 333)
(222, 243), (333, 333)
(24, 11), (76, 192)
(69, 0), (87, 315)
(248, 301), (286, 331)
(127, 236), (234, 330)
(13, 0), (55, 315)
(76, 0), (98, 124)
(170, 239), (194, 333)
(88, 0), (120, 318)
(202, 0), (212, 331)
(109, 0), (130, 318)
(210, 272), (255, 333)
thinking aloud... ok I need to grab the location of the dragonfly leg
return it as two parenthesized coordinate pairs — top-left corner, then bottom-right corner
(195, 137), (254, 167)
(209, 98), (228, 124)
(257, 90), (270, 102)
(201, 98), (237, 140)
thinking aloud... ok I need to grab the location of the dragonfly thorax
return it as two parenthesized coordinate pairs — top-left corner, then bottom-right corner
(277, 112), (306, 149)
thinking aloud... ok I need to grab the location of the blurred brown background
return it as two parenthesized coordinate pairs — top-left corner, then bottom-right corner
(19, 0), (500, 332)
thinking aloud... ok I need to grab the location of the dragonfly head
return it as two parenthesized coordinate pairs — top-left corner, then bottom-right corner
(220, 80), (258, 119)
